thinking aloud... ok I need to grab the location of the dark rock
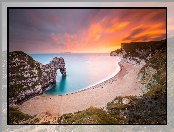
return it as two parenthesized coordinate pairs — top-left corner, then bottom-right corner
(9, 51), (66, 105)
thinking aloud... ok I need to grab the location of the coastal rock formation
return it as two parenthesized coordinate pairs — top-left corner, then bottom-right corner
(9, 51), (66, 105)
(137, 50), (166, 93)
(110, 40), (166, 67)
(110, 39), (166, 93)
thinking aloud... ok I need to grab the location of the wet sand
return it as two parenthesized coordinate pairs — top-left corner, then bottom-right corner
(18, 61), (143, 116)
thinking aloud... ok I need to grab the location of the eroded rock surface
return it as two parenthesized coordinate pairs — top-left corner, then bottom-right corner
(110, 39), (166, 93)
(110, 40), (166, 67)
(9, 51), (66, 105)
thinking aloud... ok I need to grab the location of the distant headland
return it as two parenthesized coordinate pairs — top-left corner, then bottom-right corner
(61, 52), (71, 53)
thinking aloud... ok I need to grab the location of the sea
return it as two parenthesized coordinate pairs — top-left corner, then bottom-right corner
(29, 53), (120, 95)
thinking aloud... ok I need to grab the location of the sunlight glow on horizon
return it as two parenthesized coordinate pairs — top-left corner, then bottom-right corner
(9, 9), (166, 53)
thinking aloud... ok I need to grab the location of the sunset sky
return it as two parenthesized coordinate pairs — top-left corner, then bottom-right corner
(9, 8), (166, 53)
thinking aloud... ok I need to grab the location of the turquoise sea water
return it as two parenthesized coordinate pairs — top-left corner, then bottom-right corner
(29, 53), (120, 95)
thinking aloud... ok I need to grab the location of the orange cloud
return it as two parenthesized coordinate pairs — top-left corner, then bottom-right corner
(56, 9), (166, 53)
(100, 16), (109, 27)
(123, 21), (166, 42)
(88, 23), (103, 41)
(151, 22), (166, 30)
(62, 32), (79, 50)
(105, 21), (130, 33)
(111, 18), (119, 25)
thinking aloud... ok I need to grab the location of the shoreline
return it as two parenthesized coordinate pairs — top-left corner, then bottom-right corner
(43, 60), (121, 96)
(18, 61), (143, 116)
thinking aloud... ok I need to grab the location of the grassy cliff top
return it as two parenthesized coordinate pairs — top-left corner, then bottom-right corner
(121, 39), (166, 53)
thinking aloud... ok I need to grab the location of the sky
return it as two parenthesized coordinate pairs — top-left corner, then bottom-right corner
(9, 8), (166, 53)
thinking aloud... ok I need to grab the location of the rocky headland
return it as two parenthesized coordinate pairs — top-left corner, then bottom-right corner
(110, 39), (166, 93)
(9, 51), (66, 105)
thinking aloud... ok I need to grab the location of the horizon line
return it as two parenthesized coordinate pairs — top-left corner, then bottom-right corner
(7, 50), (113, 54)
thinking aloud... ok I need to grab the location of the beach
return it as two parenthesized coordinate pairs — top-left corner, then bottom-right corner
(18, 61), (143, 116)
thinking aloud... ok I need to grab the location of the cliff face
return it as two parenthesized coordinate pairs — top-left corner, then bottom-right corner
(111, 39), (166, 93)
(9, 51), (66, 105)
(110, 40), (166, 67)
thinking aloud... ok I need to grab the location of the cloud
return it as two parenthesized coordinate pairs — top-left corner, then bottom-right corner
(63, 33), (79, 50)
(123, 22), (166, 42)
(123, 25), (148, 41)
(40, 10), (59, 26)
(48, 32), (79, 50)
(49, 32), (58, 43)
(88, 23), (103, 41)
(146, 9), (166, 22)
(9, 9), (167, 53)
(105, 21), (130, 33)
(27, 11), (40, 24)
(86, 17), (129, 42)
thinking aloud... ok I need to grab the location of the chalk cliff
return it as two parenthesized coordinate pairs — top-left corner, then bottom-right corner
(9, 51), (66, 105)
(110, 40), (166, 67)
(110, 39), (166, 93)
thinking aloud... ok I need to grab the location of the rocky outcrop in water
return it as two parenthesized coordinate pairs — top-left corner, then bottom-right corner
(9, 51), (66, 105)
